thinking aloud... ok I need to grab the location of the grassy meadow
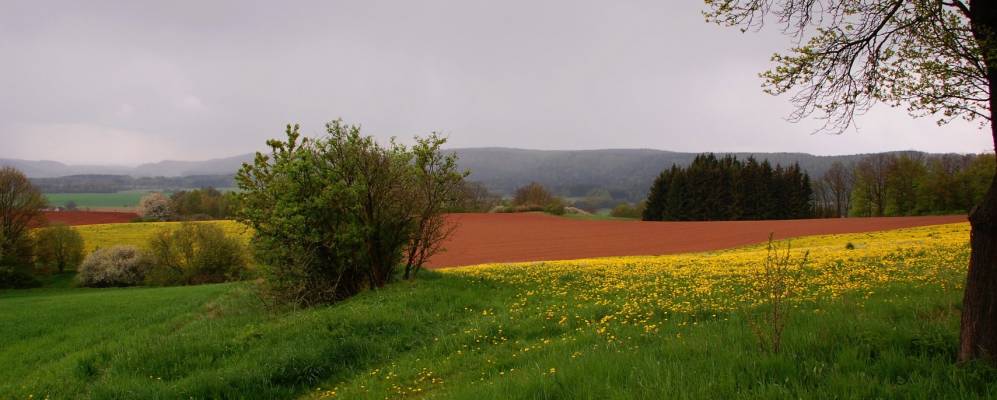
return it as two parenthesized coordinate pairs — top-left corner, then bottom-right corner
(2, 223), (996, 398)
(44, 192), (148, 210)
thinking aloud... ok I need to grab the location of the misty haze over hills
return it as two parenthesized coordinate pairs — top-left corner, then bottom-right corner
(0, 148), (977, 201)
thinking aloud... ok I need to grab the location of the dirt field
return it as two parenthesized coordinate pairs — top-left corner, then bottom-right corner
(43, 211), (965, 268)
(426, 213), (966, 268)
(40, 211), (139, 226)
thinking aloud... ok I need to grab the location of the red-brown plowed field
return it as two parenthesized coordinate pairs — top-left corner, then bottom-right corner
(39, 211), (138, 226)
(426, 213), (966, 268)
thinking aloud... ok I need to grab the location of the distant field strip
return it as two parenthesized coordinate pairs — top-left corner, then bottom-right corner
(75, 220), (252, 253)
(45, 192), (147, 209)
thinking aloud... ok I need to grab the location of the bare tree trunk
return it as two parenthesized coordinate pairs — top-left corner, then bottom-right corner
(959, 0), (997, 363)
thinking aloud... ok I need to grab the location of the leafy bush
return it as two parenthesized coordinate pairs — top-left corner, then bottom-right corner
(145, 222), (249, 286)
(77, 246), (151, 287)
(512, 182), (554, 207)
(610, 202), (645, 219)
(510, 182), (568, 215)
(543, 198), (567, 215)
(33, 224), (85, 273)
(236, 121), (465, 306)
(0, 266), (40, 289)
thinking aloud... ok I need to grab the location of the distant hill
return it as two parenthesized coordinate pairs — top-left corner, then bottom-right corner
(0, 154), (254, 178)
(449, 148), (927, 201)
(2, 148), (958, 200)
(0, 159), (132, 178)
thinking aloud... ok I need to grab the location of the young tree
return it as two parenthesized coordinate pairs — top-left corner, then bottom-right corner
(34, 224), (84, 273)
(403, 134), (468, 280)
(0, 167), (46, 287)
(642, 169), (672, 221)
(705, 0), (997, 361)
(885, 154), (928, 215)
(852, 154), (893, 217)
(820, 161), (853, 218)
(452, 181), (501, 213)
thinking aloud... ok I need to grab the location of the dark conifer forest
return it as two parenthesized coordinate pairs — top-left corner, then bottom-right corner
(642, 154), (813, 221)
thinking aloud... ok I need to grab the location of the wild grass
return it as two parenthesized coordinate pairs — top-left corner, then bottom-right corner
(1, 223), (994, 399)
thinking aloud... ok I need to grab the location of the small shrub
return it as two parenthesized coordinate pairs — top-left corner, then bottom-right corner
(747, 235), (808, 354)
(610, 202), (646, 219)
(845, 242), (856, 250)
(543, 198), (566, 215)
(77, 246), (151, 287)
(145, 222), (249, 286)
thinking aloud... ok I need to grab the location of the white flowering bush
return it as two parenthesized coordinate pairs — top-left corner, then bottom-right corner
(77, 245), (151, 287)
(138, 192), (175, 221)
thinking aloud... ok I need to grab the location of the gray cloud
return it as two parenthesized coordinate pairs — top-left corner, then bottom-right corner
(0, 0), (991, 165)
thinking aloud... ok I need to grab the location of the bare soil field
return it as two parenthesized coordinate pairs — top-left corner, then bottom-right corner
(40, 211), (139, 226)
(44, 211), (964, 268)
(427, 213), (966, 268)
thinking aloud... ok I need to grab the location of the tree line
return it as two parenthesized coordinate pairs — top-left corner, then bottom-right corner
(813, 153), (994, 218)
(642, 154), (813, 221)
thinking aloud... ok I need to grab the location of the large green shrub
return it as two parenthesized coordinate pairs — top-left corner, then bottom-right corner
(77, 246), (151, 287)
(33, 223), (85, 273)
(145, 222), (248, 285)
(236, 121), (464, 306)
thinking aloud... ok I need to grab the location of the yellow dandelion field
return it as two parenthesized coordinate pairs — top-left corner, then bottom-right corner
(443, 223), (969, 340)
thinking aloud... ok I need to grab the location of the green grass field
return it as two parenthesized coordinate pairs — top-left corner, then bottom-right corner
(44, 192), (149, 209)
(2, 224), (996, 399)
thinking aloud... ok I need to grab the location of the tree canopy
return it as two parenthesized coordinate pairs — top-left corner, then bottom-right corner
(705, 0), (992, 133)
(704, 0), (997, 363)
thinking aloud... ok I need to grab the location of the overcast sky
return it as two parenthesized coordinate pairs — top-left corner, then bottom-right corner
(1, 0), (992, 165)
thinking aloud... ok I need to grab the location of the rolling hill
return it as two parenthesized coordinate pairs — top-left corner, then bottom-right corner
(2, 148), (956, 200)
